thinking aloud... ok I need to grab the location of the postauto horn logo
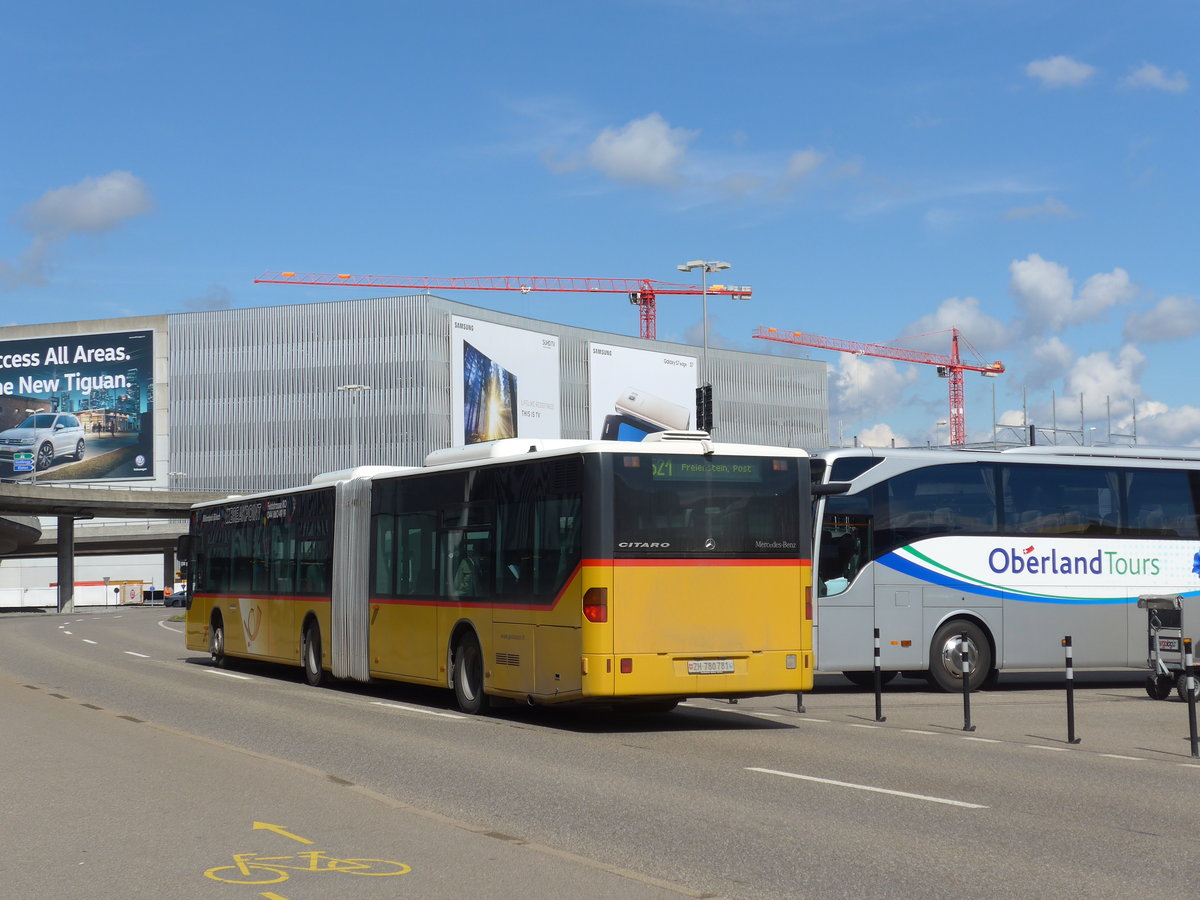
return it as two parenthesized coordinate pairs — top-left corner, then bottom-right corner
(987, 544), (1162, 578)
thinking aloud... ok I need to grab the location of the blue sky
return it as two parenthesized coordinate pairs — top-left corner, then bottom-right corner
(1, 1), (1196, 447)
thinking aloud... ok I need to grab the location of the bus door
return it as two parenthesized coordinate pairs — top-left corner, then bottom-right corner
(814, 503), (877, 671)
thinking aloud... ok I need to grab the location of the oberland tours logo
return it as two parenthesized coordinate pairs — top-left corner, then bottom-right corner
(987, 544), (1163, 577)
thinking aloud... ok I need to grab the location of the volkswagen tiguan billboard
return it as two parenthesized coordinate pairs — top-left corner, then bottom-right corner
(0, 330), (154, 482)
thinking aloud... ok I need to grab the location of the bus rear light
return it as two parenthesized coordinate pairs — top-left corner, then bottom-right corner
(786, 654), (797, 669)
(620, 657), (633, 674)
(583, 587), (608, 623)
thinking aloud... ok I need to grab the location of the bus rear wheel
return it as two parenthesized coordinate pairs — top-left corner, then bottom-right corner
(302, 622), (326, 687)
(452, 632), (489, 715)
(928, 620), (991, 693)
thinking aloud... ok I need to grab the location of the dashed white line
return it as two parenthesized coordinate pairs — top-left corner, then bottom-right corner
(158, 620), (183, 633)
(901, 729), (938, 735)
(124, 651), (150, 659)
(962, 736), (1001, 743)
(1100, 754), (1144, 761)
(747, 767), (988, 809)
(794, 717), (831, 723)
(847, 724), (879, 729)
(81, 639), (97, 645)
(62, 631), (72, 635)
(1025, 744), (1070, 752)
(371, 701), (466, 720)
(205, 669), (252, 681)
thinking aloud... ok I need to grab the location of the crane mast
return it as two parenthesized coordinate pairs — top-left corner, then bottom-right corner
(753, 326), (1004, 446)
(256, 271), (751, 341)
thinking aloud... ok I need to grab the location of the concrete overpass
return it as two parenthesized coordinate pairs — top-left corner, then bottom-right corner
(0, 482), (230, 611)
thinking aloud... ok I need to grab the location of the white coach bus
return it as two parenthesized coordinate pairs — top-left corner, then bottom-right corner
(811, 445), (1200, 690)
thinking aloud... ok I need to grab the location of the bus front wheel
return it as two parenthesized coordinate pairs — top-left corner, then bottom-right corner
(452, 632), (489, 715)
(928, 620), (991, 693)
(210, 615), (226, 668)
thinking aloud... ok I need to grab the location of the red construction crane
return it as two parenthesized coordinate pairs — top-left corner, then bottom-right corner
(255, 271), (752, 340)
(752, 326), (1005, 446)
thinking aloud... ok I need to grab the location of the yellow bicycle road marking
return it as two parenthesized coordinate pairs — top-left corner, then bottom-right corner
(260, 894), (290, 900)
(253, 821), (313, 844)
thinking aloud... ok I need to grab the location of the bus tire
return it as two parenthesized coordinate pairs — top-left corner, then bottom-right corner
(302, 621), (326, 687)
(928, 619), (991, 693)
(842, 670), (897, 689)
(452, 632), (489, 715)
(210, 614), (226, 668)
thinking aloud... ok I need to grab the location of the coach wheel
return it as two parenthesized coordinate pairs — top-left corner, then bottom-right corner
(842, 670), (897, 689)
(36, 442), (54, 470)
(928, 619), (991, 693)
(210, 615), (226, 668)
(452, 632), (489, 715)
(302, 621), (326, 687)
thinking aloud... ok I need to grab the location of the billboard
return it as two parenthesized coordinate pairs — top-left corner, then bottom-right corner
(450, 317), (561, 445)
(0, 330), (154, 481)
(588, 343), (697, 441)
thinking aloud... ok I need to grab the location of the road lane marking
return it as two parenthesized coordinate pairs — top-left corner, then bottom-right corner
(901, 729), (938, 735)
(1025, 744), (1070, 752)
(847, 724), (878, 729)
(82, 639), (98, 645)
(793, 717), (830, 723)
(962, 737), (1000, 743)
(205, 669), (252, 680)
(371, 701), (466, 720)
(1100, 754), (1144, 761)
(124, 651), (150, 658)
(747, 767), (988, 809)
(158, 620), (183, 633)
(62, 631), (72, 635)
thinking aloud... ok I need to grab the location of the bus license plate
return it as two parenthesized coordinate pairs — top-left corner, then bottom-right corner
(688, 659), (735, 675)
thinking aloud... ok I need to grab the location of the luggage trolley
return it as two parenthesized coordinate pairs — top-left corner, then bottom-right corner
(1137, 594), (1191, 700)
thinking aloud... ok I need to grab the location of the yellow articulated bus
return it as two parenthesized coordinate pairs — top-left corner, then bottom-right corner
(183, 432), (812, 713)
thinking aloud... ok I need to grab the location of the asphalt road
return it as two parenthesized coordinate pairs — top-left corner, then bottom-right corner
(1, 607), (1198, 899)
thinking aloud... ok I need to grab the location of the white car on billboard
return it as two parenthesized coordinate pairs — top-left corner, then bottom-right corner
(0, 413), (86, 470)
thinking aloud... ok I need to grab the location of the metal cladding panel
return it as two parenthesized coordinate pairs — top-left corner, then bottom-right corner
(167, 294), (827, 494)
(331, 476), (371, 681)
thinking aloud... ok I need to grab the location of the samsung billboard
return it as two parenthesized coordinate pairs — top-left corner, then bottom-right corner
(0, 330), (154, 482)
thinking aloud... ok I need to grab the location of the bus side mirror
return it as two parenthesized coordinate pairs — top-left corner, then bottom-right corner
(811, 482), (852, 496)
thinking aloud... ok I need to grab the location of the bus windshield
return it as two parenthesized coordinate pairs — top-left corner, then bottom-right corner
(612, 453), (800, 557)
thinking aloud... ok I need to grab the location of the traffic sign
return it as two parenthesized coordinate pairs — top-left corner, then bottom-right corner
(13, 452), (32, 460)
(12, 462), (34, 472)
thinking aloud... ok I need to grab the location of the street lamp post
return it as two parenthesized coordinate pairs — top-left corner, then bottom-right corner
(677, 260), (731, 434)
(336, 384), (373, 468)
(677, 260), (731, 385)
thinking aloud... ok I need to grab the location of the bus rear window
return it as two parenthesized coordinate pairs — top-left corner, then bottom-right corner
(612, 455), (800, 557)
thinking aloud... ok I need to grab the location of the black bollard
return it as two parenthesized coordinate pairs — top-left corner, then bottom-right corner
(1186, 639), (1199, 760)
(961, 636), (975, 732)
(1063, 635), (1081, 744)
(873, 627), (886, 723)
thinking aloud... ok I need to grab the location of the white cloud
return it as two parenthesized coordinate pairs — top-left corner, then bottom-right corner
(1123, 294), (1200, 343)
(856, 423), (903, 448)
(901, 296), (1012, 354)
(784, 147), (826, 181)
(585, 113), (697, 187)
(1132, 402), (1200, 446)
(1009, 253), (1134, 332)
(1004, 196), (1075, 220)
(1025, 55), (1097, 89)
(23, 171), (154, 237)
(2, 171), (153, 291)
(1027, 335), (1076, 385)
(1121, 62), (1189, 94)
(1062, 344), (1145, 420)
(831, 354), (920, 422)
